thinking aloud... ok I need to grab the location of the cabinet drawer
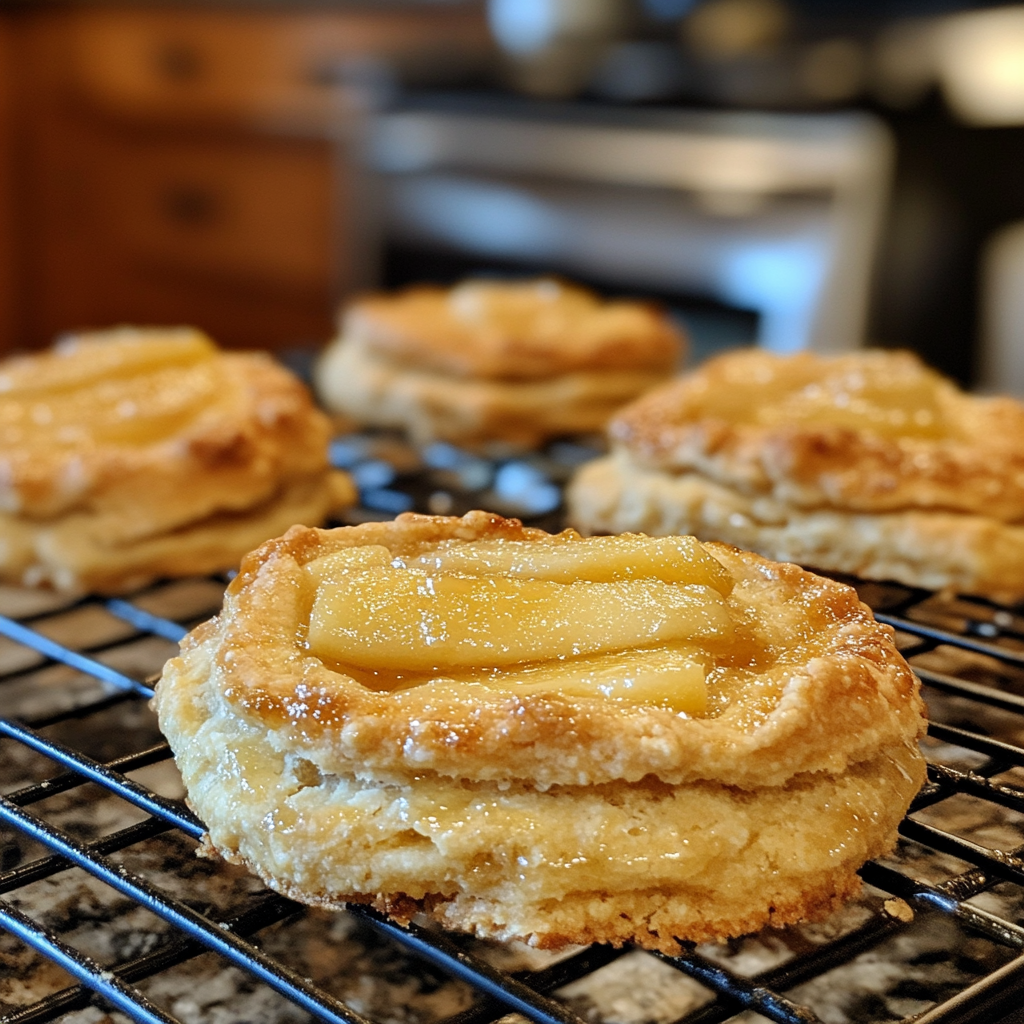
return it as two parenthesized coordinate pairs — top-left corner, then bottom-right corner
(64, 8), (489, 127)
(90, 135), (336, 290)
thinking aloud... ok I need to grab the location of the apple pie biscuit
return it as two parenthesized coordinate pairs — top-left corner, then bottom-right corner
(0, 327), (355, 594)
(567, 348), (1024, 601)
(154, 510), (926, 953)
(315, 278), (683, 449)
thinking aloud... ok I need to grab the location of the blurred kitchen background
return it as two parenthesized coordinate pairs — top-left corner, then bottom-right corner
(2, 0), (1024, 390)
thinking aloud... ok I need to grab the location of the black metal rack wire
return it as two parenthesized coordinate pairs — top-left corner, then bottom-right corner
(3, 433), (1024, 1024)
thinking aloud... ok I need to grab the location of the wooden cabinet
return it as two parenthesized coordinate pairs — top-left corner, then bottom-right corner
(2, 5), (489, 352)
(87, 133), (336, 291)
(0, 19), (16, 350)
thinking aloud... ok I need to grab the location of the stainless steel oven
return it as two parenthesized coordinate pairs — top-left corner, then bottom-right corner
(355, 95), (892, 358)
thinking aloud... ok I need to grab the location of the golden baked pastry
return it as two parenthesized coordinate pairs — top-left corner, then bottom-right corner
(567, 348), (1024, 602)
(155, 510), (926, 953)
(315, 278), (683, 448)
(0, 327), (355, 594)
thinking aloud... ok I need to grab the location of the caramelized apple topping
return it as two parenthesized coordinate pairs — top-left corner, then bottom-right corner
(0, 330), (215, 395)
(0, 330), (222, 450)
(450, 645), (708, 714)
(404, 533), (733, 595)
(304, 533), (735, 714)
(692, 353), (952, 440)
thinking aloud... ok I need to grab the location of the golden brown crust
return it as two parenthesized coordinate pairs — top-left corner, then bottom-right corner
(155, 512), (925, 949)
(343, 279), (683, 380)
(0, 470), (355, 595)
(0, 328), (354, 593)
(193, 791), (874, 955)
(611, 348), (1024, 520)
(372, 850), (867, 953)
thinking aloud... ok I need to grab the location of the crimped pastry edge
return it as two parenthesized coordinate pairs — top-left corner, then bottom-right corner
(610, 349), (1024, 521)
(155, 511), (925, 792)
(566, 452), (1024, 604)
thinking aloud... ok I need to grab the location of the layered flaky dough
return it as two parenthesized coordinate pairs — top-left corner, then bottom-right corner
(568, 348), (1024, 600)
(0, 327), (355, 593)
(155, 511), (926, 952)
(315, 279), (683, 448)
(567, 453), (1024, 603)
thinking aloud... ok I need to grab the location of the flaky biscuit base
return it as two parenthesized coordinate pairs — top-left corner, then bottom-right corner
(0, 470), (354, 595)
(612, 349), (1024, 521)
(0, 350), (354, 593)
(344, 283), (682, 380)
(316, 336), (673, 448)
(567, 452), (1024, 603)
(179, 738), (919, 953)
(155, 512), (926, 950)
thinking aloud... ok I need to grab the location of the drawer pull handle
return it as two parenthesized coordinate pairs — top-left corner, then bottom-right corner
(161, 186), (221, 226)
(153, 42), (205, 82)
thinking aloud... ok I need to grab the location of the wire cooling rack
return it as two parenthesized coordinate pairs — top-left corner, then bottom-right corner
(4, 432), (1024, 1024)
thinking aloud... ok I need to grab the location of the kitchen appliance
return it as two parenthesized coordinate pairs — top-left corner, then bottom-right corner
(361, 95), (892, 356)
